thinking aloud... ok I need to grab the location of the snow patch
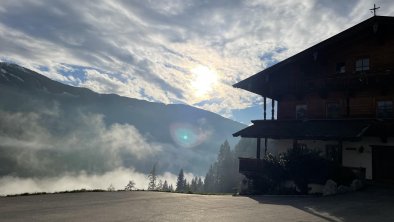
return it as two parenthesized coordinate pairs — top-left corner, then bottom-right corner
(0, 73), (9, 81)
(1, 68), (6, 73)
(61, 91), (79, 97)
(8, 73), (24, 82)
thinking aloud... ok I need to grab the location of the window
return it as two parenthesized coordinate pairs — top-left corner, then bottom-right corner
(355, 58), (369, 72)
(296, 105), (307, 119)
(336, 62), (346, 74)
(377, 101), (393, 118)
(326, 103), (340, 119)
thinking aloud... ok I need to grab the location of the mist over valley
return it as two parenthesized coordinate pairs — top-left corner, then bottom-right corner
(0, 63), (244, 195)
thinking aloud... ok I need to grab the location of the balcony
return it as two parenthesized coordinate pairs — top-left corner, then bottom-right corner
(239, 157), (265, 176)
(269, 71), (394, 99)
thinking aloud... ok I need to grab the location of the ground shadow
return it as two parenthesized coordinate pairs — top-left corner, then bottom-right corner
(246, 185), (394, 222)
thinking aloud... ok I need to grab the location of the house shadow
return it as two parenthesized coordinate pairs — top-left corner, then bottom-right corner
(245, 185), (394, 222)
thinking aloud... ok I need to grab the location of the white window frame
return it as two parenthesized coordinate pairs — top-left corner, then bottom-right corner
(355, 58), (370, 72)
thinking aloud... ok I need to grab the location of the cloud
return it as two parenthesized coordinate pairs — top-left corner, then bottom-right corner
(1, 0), (393, 119)
(0, 109), (161, 176)
(0, 108), (206, 195)
(0, 105), (214, 180)
(0, 167), (197, 195)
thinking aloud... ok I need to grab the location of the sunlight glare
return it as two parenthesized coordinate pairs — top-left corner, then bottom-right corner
(191, 65), (218, 98)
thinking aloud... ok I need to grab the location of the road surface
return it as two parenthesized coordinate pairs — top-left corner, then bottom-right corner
(1, 186), (394, 222)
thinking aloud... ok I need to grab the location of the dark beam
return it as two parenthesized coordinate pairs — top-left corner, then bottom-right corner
(263, 97), (267, 120)
(338, 140), (343, 164)
(264, 138), (268, 156)
(271, 99), (275, 120)
(346, 97), (350, 117)
(256, 138), (261, 159)
(293, 139), (298, 149)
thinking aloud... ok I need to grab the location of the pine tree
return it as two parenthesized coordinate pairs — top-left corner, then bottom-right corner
(204, 164), (216, 192)
(148, 163), (157, 190)
(197, 177), (204, 193)
(157, 180), (163, 191)
(190, 177), (197, 192)
(203, 140), (243, 193)
(217, 140), (235, 192)
(184, 179), (190, 193)
(176, 169), (185, 192)
(125, 180), (135, 191)
(162, 180), (169, 192)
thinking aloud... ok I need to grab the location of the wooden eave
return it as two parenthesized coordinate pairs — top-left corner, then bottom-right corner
(233, 16), (394, 99)
(233, 118), (394, 141)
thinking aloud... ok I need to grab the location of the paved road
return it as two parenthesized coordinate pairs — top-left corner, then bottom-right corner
(1, 186), (394, 222)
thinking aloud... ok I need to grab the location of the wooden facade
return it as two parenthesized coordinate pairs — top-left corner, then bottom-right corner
(233, 16), (394, 181)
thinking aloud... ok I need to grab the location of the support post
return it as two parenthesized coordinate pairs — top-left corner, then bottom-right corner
(263, 97), (267, 120)
(338, 140), (343, 165)
(271, 99), (275, 120)
(293, 139), (298, 149)
(256, 138), (261, 159)
(346, 97), (350, 117)
(264, 138), (268, 156)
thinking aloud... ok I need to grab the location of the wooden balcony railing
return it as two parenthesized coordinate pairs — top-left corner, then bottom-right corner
(239, 157), (265, 174)
(268, 71), (394, 98)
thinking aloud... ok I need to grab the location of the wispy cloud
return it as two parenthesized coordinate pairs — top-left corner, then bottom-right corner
(1, 0), (393, 119)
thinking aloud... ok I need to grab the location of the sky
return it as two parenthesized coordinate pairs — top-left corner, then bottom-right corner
(1, 0), (393, 124)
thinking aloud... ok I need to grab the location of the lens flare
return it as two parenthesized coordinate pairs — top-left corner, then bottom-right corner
(170, 123), (207, 148)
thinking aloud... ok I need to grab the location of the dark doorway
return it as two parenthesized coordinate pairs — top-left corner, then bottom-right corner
(372, 145), (394, 182)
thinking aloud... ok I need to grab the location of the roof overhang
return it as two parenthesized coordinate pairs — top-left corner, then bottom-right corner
(232, 16), (394, 98)
(233, 119), (377, 141)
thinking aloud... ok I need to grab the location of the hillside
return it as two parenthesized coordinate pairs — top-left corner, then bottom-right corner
(0, 62), (245, 177)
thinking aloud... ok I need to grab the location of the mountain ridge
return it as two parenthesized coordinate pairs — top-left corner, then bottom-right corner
(0, 62), (241, 126)
(0, 62), (244, 176)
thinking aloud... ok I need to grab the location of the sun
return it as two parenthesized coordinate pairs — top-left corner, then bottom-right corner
(190, 65), (218, 98)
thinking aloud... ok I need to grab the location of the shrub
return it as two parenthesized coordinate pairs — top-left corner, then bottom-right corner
(282, 147), (331, 193)
(327, 164), (357, 186)
(252, 147), (358, 194)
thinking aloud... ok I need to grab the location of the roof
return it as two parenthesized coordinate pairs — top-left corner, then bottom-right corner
(233, 16), (394, 97)
(233, 119), (376, 141)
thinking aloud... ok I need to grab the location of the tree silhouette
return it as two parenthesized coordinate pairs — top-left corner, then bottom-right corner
(203, 140), (243, 193)
(148, 163), (157, 190)
(197, 177), (204, 192)
(107, 184), (115, 191)
(176, 169), (185, 192)
(157, 179), (163, 191)
(162, 180), (169, 191)
(125, 180), (135, 191)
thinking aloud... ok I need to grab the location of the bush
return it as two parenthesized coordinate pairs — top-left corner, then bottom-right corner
(253, 147), (355, 194)
(282, 147), (330, 193)
(327, 164), (357, 186)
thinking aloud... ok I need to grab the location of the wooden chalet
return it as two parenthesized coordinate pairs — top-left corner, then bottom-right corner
(233, 15), (394, 182)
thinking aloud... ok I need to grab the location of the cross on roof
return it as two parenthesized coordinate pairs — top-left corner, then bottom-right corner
(370, 4), (380, 16)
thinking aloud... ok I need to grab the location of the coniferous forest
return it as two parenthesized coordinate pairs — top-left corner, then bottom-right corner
(146, 138), (256, 194)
